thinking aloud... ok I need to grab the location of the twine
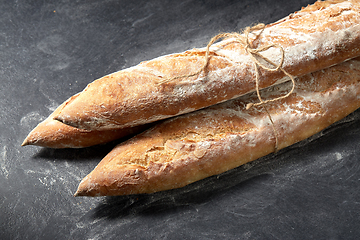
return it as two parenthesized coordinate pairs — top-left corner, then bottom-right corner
(160, 23), (296, 152)
(263, 105), (279, 153)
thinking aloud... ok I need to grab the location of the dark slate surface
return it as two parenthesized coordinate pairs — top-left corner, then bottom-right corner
(1, 0), (360, 239)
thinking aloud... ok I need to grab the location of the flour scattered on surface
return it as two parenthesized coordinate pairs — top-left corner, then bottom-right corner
(0, 145), (9, 178)
(38, 176), (56, 187)
(335, 152), (343, 160)
(20, 111), (45, 129)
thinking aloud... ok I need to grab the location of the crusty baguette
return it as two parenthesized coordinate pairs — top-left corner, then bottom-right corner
(74, 57), (360, 196)
(54, 0), (360, 131)
(22, 94), (149, 148)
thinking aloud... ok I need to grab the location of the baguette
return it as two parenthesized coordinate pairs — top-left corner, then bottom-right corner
(54, 0), (360, 131)
(75, 57), (360, 196)
(22, 94), (149, 148)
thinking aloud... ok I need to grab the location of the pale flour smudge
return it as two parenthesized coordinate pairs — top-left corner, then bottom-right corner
(0, 145), (9, 178)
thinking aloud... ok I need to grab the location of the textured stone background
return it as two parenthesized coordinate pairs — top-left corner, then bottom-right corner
(1, 0), (360, 239)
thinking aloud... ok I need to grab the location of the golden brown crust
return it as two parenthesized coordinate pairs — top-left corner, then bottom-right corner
(74, 57), (360, 197)
(22, 94), (149, 148)
(54, 0), (360, 131)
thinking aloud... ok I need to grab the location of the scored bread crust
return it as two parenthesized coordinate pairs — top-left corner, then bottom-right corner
(75, 57), (360, 197)
(22, 94), (149, 148)
(55, 0), (360, 131)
